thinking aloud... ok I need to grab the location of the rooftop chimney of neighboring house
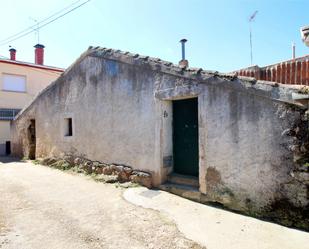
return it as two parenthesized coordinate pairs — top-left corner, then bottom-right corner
(179, 39), (189, 68)
(34, 44), (45, 65)
(9, 48), (16, 60)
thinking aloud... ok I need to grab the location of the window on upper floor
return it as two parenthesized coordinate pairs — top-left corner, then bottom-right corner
(2, 74), (26, 92)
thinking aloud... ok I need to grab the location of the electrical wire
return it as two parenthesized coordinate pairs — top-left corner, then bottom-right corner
(0, 0), (83, 44)
(0, 54), (10, 59)
(0, 0), (91, 47)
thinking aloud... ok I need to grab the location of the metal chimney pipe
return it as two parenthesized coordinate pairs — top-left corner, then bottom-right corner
(180, 39), (187, 60)
(292, 42), (296, 59)
(179, 39), (189, 67)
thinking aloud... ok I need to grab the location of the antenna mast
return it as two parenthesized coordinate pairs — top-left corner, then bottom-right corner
(29, 17), (40, 44)
(249, 10), (258, 66)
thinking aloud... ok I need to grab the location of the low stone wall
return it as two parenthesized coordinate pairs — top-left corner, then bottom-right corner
(37, 155), (152, 188)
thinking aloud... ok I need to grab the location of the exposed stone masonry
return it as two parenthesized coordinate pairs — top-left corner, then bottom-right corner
(37, 155), (152, 188)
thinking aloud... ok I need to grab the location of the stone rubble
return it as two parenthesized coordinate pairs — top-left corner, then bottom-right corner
(38, 155), (152, 188)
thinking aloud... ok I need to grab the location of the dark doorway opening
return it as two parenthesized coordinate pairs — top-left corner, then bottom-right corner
(173, 98), (199, 177)
(64, 118), (73, 136)
(28, 119), (36, 160)
(5, 141), (11, 155)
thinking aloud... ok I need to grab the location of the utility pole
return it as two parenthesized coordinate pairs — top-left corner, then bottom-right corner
(249, 11), (258, 66)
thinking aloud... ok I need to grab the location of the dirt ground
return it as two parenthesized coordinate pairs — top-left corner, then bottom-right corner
(0, 158), (204, 249)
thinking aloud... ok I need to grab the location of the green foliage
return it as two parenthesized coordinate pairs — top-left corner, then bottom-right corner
(303, 162), (309, 168)
(50, 160), (71, 171)
(32, 159), (41, 165)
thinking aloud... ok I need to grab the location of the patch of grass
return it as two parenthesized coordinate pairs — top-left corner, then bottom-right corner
(71, 165), (84, 173)
(115, 182), (140, 189)
(49, 160), (71, 171)
(32, 159), (41, 165)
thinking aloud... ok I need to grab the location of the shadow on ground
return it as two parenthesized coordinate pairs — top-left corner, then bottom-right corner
(0, 156), (21, 163)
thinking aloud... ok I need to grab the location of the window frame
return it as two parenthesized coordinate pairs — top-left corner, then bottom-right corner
(2, 73), (27, 93)
(64, 117), (73, 137)
(0, 108), (21, 120)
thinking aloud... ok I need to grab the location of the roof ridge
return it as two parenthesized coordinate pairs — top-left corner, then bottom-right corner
(0, 58), (65, 72)
(86, 46), (237, 79)
(14, 45), (307, 121)
(85, 46), (306, 92)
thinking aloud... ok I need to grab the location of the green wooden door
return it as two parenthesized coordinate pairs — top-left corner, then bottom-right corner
(173, 98), (199, 177)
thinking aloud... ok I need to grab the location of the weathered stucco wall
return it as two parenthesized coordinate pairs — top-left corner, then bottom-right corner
(200, 83), (309, 228)
(12, 55), (164, 184)
(11, 47), (309, 229)
(154, 69), (309, 228)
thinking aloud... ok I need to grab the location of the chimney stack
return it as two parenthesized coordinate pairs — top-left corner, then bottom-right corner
(9, 48), (16, 60)
(179, 39), (189, 68)
(34, 44), (45, 65)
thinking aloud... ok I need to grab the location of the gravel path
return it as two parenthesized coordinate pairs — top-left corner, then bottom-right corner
(0, 158), (204, 249)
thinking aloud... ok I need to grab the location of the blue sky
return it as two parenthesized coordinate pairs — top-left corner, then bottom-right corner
(0, 0), (308, 72)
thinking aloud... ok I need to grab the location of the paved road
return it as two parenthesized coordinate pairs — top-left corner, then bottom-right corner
(0, 159), (203, 249)
(125, 188), (309, 249)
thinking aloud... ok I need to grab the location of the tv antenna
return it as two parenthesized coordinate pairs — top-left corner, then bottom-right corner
(29, 17), (40, 44)
(249, 10), (258, 65)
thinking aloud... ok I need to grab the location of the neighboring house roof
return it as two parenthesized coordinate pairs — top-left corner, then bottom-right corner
(233, 55), (309, 85)
(0, 58), (65, 73)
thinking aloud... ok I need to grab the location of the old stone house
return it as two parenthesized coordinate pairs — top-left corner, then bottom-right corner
(11, 47), (309, 230)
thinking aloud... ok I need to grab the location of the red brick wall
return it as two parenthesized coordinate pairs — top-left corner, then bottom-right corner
(35, 47), (44, 65)
(235, 55), (309, 85)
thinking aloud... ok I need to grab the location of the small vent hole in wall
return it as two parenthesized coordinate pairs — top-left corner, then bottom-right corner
(64, 118), (73, 136)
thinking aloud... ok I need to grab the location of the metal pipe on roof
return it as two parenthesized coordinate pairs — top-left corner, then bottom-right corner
(180, 39), (187, 60)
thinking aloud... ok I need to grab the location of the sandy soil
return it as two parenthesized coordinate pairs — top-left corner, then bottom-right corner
(0, 159), (204, 249)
